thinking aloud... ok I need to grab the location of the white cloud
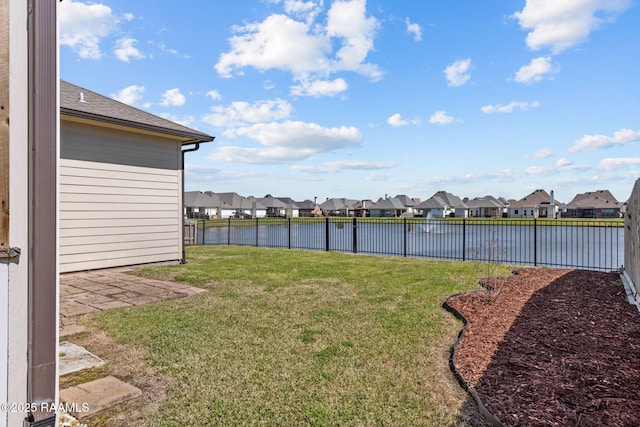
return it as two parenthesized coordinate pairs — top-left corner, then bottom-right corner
(481, 101), (540, 114)
(553, 157), (589, 172)
(160, 88), (186, 107)
(114, 38), (145, 62)
(598, 157), (640, 170)
(428, 111), (455, 125)
(323, 160), (398, 171)
(388, 113), (407, 127)
(212, 120), (362, 164)
(223, 121), (362, 152)
(206, 90), (222, 101)
(159, 113), (196, 128)
(203, 99), (293, 128)
(512, 0), (633, 53)
(326, 0), (381, 78)
(216, 14), (329, 78)
(569, 128), (640, 153)
(444, 58), (472, 87)
(60, 0), (120, 59)
(365, 173), (393, 181)
(209, 146), (312, 164)
(215, 0), (381, 95)
(283, 0), (324, 24)
(292, 160), (398, 174)
(158, 42), (191, 59)
(532, 148), (553, 159)
(514, 56), (558, 84)
(290, 78), (348, 97)
(387, 113), (420, 127)
(111, 85), (145, 106)
(406, 18), (422, 42)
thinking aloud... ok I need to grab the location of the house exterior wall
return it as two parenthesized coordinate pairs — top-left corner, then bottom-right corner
(564, 207), (621, 218)
(59, 120), (182, 273)
(422, 208), (445, 219)
(453, 209), (468, 218)
(508, 207), (539, 218)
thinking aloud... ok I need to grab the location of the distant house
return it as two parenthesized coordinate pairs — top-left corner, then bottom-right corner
(466, 195), (507, 218)
(257, 195), (290, 217)
(416, 191), (468, 218)
(60, 81), (214, 272)
(508, 189), (560, 218)
(353, 199), (374, 217)
(319, 198), (359, 216)
(563, 190), (622, 218)
(415, 196), (450, 218)
(184, 191), (230, 219)
(296, 199), (322, 217)
(210, 192), (267, 218)
(369, 197), (408, 217)
(394, 194), (420, 216)
(275, 197), (301, 217)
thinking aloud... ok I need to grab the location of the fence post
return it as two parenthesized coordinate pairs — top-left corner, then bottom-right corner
(201, 219), (204, 245)
(227, 217), (231, 245)
(403, 218), (407, 257)
(534, 218), (538, 266)
(353, 218), (358, 254)
(325, 217), (330, 251)
(462, 218), (466, 261)
(256, 217), (259, 247)
(288, 217), (291, 249)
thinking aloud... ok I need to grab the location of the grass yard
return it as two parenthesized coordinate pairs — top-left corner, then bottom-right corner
(92, 245), (512, 426)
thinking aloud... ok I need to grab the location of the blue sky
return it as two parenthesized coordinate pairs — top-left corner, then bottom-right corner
(60, 0), (640, 204)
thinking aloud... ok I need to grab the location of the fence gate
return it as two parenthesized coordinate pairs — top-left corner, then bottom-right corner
(184, 220), (197, 245)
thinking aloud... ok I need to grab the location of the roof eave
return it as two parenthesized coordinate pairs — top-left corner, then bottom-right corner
(61, 108), (215, 144)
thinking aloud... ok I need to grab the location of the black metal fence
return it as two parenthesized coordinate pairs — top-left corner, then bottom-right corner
(190, 217), (624, 272)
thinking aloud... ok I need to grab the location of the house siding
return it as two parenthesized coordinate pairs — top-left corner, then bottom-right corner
(59, 121), (182, 273)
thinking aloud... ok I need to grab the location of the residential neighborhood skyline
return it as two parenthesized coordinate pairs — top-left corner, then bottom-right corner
(59, 1), (640, 206)
(185, 188), (625, 220)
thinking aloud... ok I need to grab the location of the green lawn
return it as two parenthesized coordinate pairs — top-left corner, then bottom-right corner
(94, 246), (512, 426)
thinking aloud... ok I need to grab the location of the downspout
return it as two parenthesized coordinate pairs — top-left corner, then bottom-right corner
(26, 0), (58, 425)
(181, 141), (204, 264)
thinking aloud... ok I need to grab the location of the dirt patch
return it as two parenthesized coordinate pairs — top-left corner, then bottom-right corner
(60, 317), (173, 427)
(446, 268), (640, 427)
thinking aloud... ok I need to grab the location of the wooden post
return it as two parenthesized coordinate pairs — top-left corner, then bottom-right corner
(0, 0), (8, 250)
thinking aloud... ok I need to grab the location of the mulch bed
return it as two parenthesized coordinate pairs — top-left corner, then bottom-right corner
(446, 268), (640, 427)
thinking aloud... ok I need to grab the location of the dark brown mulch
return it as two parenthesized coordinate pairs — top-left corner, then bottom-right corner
(446, 268), (640, 427)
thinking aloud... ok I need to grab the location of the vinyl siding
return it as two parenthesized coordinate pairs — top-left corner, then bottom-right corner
(60, 120), (182, 273)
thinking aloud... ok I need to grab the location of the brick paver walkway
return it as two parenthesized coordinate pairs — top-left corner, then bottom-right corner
(60, 267), (206, 337)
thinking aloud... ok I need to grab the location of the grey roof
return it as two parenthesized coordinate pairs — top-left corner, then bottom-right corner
(184, 191), (230, 209)
(319, 198), (359, 211)
(369, 197), (407, 210)
(566, 190), (620, 209)
(393, 195), (417, 207)
(509, 189), (553, 209)
(465, 196), (506, 209)
(273, 197), (300, 209)
(415, 196), (448, 209)
(295, 200), (317, 210)
(257, 195), (288, 208)
(209, 192), (266, 210)
(60, 80), (214, 144)
(431, 191), (468, 209)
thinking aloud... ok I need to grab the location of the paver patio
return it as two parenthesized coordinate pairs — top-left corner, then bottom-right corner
(60, 266), (206, 337)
